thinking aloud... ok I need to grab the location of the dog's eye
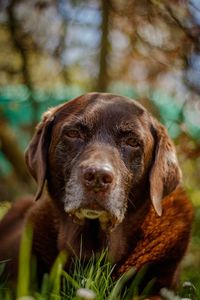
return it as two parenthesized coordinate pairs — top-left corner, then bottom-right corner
(65, 129), (81, 139)
(126, 138), (140, 148)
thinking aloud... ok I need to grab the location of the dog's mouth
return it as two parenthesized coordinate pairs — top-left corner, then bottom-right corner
(74, 209), (108, 220)
(66, 208), (118, 232)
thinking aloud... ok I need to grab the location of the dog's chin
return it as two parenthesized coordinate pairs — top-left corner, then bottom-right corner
(65, 207), (120, 232)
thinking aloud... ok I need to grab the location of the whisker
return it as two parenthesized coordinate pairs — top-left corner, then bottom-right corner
(128, 197), (136, 209)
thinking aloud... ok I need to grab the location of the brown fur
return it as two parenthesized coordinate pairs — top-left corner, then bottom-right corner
(0, 93), (193, 296)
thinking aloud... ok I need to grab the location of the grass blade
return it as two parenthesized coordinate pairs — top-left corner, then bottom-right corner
(17, 222), (33, 298)
(108, 267), (136, 300)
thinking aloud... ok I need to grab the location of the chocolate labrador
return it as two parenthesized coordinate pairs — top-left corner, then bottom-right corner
(0, 93), (193, 296)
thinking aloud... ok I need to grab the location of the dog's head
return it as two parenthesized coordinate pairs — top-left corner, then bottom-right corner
(25, 93), (181, 231)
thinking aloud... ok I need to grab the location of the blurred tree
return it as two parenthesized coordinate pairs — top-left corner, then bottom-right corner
(7, 0), (38, 129)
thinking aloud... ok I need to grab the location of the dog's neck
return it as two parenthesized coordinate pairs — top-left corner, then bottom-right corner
(57, 215), (108, 260)
(57, 196), (151, 267)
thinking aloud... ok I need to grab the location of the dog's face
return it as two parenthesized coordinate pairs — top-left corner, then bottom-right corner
(25, 93), (181, 231)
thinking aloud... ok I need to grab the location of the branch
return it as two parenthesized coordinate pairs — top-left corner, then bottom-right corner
(0, 116), (31, 184)
(163, 2), (200, 50)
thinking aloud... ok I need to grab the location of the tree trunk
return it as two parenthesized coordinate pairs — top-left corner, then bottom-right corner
(96, 0), (110, 92)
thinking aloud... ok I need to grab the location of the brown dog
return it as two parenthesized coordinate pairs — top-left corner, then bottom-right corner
(0, 93), (193, 295)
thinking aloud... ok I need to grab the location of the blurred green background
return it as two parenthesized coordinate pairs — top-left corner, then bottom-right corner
(0, 0), (199, 285)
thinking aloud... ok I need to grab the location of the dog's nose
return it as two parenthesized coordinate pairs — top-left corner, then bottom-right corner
(82, 165), (114, 192)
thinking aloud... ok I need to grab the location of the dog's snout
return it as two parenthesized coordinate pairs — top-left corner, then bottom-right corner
(82, 165), (114, 192)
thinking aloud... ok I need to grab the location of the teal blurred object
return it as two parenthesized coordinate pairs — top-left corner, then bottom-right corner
(0, 152), (12, 176)
(151, 90), (183, 139)
(0, 84), (85, 126)
(151, 90), (200, 139)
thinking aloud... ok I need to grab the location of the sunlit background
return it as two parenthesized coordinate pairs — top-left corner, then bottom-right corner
(0, 0), (199, 282)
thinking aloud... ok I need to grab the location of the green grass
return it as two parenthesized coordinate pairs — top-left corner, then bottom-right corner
(0, 223), (199, 300)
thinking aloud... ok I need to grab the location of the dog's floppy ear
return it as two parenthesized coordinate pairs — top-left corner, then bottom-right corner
(150, 119), (182, 216)
(25, 109), (55, 200)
